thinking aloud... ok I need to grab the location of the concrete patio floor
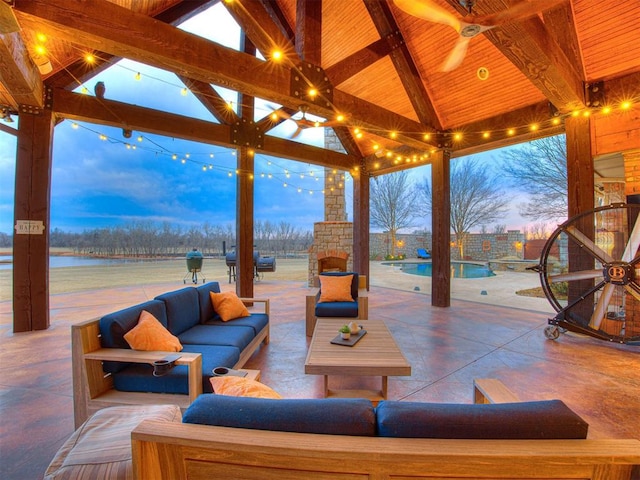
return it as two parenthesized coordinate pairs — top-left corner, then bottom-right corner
(1, 277), (639, 479)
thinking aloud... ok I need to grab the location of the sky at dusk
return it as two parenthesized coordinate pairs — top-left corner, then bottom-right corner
(0, 2), (531, 237)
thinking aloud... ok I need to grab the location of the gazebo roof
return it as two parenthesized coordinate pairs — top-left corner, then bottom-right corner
(1, 0), (639, 174)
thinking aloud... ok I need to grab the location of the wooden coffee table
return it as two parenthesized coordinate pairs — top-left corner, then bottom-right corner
(304, 319), (411, 403)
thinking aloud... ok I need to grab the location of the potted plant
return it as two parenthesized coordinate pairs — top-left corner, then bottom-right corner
(339, 324), (351, 340)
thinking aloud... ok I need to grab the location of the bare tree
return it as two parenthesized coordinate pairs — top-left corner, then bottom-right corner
(500, 135), (567, 222)
(370, 171), (418, 256)
(417, 157), (509, 258)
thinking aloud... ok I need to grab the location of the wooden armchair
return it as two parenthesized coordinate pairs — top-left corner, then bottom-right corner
(305, 273), (368, 336)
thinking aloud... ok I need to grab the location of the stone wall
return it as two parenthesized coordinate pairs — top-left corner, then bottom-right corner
(370, 231), (526, 261)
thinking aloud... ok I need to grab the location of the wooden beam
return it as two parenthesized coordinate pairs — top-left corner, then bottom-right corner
(295, 0), (322, 65)
(442, 0), (584, 112)
(261, 134), (357, 170)
(365, 0), (442, 130)
(543, 1), (585, 80)
(0, 28), (43, 108)
(178, 76), (239, 125)
(14, 0), (433, 153)
(222, 0), (295, 61)
(52, 88), (233, 146)
(325, 37), (397, 87)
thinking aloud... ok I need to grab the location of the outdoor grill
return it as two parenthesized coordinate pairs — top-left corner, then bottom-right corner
(183, 248), (205, 284)
(225, 251), (275, 282)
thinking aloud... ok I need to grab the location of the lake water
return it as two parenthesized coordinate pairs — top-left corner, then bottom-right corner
(0, 255), (146, 270)
(383, 261), (496, 279)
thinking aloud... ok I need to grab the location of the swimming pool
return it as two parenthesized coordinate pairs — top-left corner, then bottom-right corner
(383, 261), (496, 279)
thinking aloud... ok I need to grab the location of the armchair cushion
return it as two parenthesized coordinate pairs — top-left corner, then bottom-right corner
(318, 274), (354, 302)
(315, 301), (359, 318)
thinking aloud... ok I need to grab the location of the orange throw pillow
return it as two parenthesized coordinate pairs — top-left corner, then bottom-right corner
(123, 310), (183, 352)
(210, 376), (282, 399)
(210, 291), (251, 322)
(318, 274), (354, 302)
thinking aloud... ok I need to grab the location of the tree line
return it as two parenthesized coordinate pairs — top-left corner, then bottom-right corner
(31, 220), (313, 258)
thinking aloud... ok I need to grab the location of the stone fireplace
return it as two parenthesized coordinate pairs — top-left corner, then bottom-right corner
(308, 166), (353, 286)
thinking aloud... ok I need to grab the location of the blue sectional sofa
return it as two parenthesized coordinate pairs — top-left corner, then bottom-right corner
(71, 282), (269, 427)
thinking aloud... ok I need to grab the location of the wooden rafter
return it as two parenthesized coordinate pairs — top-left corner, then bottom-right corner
(52, 88), (357, 170)
(365, 0), (442, 130)
(177, 75), (239, 125)
(443, 0), (584, 112)
(295, 0), (322, 64)
(0, 2), (43, 109)
(325, 37), (398, 87)
(13, 0), (433, 152)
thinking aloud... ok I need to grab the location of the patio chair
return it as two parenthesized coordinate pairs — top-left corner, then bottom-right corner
(305, 272), (368, 336)
(417, 248), (431, 259)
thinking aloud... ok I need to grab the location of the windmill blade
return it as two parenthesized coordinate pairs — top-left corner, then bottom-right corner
(624, 284), (640, 303)
(548, 269), (602, 283)
(0, 1), (20, 33)
(393, 0), (461, 32)
(590, 283), (615, 330)
(474, 0), (567, 27)
(622, 211), (640, 262)
(441, 35), (472, 72)
(565, 225), (613, 264)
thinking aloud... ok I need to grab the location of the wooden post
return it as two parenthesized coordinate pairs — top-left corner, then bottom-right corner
(352, 168), (370, 289)
(236, 146), (254, 299)
(13, 109), (55, 332)
(431, 150), (451, 307)
(565, 115), (595, 326)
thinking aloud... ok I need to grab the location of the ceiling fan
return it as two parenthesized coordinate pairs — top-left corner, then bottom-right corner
(269, 106), (345, 139)
(393, 0), (566, 71)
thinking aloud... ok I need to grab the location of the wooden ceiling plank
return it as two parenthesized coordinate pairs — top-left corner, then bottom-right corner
(0, 30), (43, 108)
(295, 0), (322, 64)
(364, 0), (442, 130)
(13, 0), (433, 152)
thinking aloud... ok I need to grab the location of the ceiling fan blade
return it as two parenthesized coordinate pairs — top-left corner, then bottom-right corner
(0, 1), (21, 33)
(474, 0), (566, 27)
(441, 36), (470, 71)
(393, 0), (461, 32)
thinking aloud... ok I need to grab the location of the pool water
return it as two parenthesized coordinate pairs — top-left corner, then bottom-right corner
(383, 261), (496, 279)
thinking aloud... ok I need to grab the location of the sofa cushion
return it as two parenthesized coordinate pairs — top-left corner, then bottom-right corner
(183, 395), (376, 436)
(204, 313), (268, 336)
(155, 287), (199, 336)
(375, 400), (589, 439)
(99, 299), (168, 374)
(124, 310), (182, 352)
(112, 344), (241, 394)
(44, 404), (181, 480)
(316, 301), (359, 318)
(177, 324), (255, 350)
(196, 282), (222, 323)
